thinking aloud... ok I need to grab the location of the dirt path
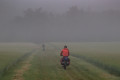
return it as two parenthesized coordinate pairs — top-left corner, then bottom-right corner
(12, 53), (35, 80)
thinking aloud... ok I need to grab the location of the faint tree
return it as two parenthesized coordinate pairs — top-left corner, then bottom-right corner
(24, 8), (34, 18)
(15, 7), (50, 27)
(66, 6), (81, 16)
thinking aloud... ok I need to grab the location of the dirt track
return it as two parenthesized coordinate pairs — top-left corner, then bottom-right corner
(13, 53), (34, 80)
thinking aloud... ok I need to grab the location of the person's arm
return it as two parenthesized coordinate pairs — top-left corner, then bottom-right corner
(60, 50), (63, 56)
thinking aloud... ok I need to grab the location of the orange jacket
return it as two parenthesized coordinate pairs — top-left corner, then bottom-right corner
(60, 48), (69, 57)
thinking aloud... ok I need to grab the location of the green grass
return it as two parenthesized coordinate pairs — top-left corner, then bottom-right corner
(51, 42), (120, 67)
(1, 42), (120, 80)
(0, 43), (37, 79)
(68, 42), (120, 67)
(0, 51), (24, 70)
(23, 43), (120, 80)
(51, 42), (120, 76)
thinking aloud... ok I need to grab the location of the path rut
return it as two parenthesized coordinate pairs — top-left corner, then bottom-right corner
(13, 53), (35, 80)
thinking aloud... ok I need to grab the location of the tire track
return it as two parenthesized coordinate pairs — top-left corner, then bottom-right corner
(12, 52), (36, 80)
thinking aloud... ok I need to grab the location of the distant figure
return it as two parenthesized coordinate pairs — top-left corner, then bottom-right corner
(42, 44), (45, 51)
(60, 45), (70, 65)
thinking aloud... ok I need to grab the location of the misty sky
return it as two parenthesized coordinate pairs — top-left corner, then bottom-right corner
(7, 0), (120, 14)
(0, 0), (120, 42)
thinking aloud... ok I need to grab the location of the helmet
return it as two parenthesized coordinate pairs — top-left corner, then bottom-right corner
(64, 45), (67, 48)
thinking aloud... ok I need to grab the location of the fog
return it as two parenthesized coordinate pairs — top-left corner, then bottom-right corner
(0, 0), (120, 42)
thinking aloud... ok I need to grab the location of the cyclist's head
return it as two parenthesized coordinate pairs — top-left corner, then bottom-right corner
(64, 45), (67, 48)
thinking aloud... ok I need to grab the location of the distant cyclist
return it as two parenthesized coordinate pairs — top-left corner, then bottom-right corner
(60, 45), (70, 65)
(42, 44), (45, 51)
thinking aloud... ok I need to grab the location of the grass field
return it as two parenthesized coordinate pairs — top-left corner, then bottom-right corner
(0, 43), (37, 79)
(51, 42), (120, 66)
(1, 42), (120, 80)
(23, 43), (120, 80)
(52, 42), (120, 76)
(68, 42), (120, 69)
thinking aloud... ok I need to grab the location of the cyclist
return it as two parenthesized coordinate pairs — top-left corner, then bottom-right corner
(60, 45), (70, 65)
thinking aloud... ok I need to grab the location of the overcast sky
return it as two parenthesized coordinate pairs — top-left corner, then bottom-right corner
(1, 0), (120, 42)
(7, 0), (120, 14)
